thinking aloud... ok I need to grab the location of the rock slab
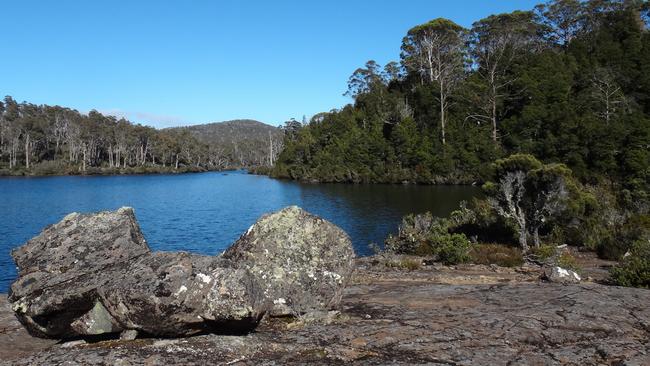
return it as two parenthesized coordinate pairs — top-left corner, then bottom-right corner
(8, 206), (354, 338)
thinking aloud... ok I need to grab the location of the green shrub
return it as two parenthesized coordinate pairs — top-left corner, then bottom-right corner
(470, 244), (524, 267)
(532, 244), (557, 261)
(385, 212), (437, 254)
(385, 212), (473, 265)
(429, 233), (473, 265)
(610, 239), (650, 288)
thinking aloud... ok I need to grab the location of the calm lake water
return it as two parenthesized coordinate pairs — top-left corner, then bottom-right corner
(0, 171), (479, 292)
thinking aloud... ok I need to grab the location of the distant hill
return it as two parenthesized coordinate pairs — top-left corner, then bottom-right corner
(168, 119), (284, 167)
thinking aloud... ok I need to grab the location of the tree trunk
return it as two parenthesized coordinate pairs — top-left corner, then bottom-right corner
(533, 228), (540, 249)
(82, 148), (87, 172)
(440, 80), (446, 145)
(25, 134), (30, 170)
(491, 83), (498, 144)
(519, 225), (529, 253)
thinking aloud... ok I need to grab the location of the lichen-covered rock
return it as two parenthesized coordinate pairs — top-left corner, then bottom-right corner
(223, 206), (355, 316)
(544, 266), (581, 284)
(9, 206), (354, 339)
(9, 207), (149, 338)
(99, 253), (262, 337)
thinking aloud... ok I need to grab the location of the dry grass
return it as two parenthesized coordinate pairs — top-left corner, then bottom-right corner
(470, 244), (524, 267)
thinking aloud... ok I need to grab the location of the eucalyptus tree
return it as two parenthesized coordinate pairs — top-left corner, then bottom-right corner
(401, 18), (466, 145)
(467, 11), (541, 144)
(535, 0), (585, 47)
(345, 60), (386, 99)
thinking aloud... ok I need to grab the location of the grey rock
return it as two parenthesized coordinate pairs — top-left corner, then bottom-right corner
(223, 206), (355, 316)
(99, 252), (262, 337)
(3, 261), (650, 365)
(8, 205), (354, 339)
(119, 329), (139, 341)
(9, 207), (148, 338)
(544, 266), (581, 284)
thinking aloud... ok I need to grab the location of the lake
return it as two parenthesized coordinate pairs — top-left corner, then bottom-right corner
(0, 171), (479, 292)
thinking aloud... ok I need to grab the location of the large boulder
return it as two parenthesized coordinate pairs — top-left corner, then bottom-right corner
(9, 207), (149, 338)
(223, 206), (355, 316)
(9, 206), (354, 339)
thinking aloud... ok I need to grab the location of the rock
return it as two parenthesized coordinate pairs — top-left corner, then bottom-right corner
(544, 266), (581, 284)
(8, 206), (354, 339)
(119, 329), (139, 341)
(99, 253), (262, 337)
(222, 206), (355, 316)
(9, 207), (149, 338)
(4, 261), (650, 365)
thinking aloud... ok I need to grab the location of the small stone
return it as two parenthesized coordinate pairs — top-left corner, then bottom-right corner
(59, 340), (86, 348)
(544, 266), (581, 284)
(120, 329), (139, 341)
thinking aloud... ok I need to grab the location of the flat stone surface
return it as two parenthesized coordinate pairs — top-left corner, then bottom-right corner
(2, 259), (650, 365)
(0, 296), (58, 361)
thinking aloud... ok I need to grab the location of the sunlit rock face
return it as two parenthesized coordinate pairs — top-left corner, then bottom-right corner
(223, 206), (355, 316)
(9, 206), (354, 338)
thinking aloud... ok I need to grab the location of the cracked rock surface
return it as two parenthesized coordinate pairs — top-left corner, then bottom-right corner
(2, 258), (649, 365)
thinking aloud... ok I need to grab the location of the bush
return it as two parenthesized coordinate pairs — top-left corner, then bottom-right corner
(385, 212), (436, 254)
(428, 233), (473, 265)
(470, 244), (524, 267)
(532, 244), (557, 261)
(610, 239), (650, 288)
(385, 212), (473, 265)
(384, 258), (422, 271)
(30, 160), (69, 175)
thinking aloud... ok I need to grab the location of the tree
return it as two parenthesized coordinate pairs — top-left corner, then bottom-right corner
(468, 11), (541, 144)
(382, 61), (402, 83)
(535, 0), (585, 46)
(485, 154), (571, 252)
(590, 67), (628, 124)
(401, 18), (466, 144)
(345, 60), (386, 99)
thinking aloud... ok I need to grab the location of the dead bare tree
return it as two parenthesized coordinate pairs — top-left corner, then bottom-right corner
(591, 68), (627, 124)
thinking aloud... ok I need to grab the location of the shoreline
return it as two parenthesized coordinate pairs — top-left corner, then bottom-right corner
(0, 166), (243, 178)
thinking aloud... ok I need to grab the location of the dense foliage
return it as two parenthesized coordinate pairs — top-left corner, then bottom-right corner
(0, 98), (279, 175)
(272, 0), (650, 285)
(273, 0), (649, 193)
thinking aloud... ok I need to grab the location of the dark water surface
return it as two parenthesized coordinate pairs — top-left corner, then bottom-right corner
(0, 171), (479, 292)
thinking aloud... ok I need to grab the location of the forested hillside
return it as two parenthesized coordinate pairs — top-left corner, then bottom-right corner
(274, 0), (649, 193)
(168, 120), (283, 167)
(271, 0), (650, 283)
(0, 98), (279, 175)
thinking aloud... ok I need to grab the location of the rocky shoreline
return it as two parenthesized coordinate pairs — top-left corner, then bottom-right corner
(2, 256), (649, 365)
(2, 206), (649, 365)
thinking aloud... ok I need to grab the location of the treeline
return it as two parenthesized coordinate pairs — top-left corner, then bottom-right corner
(169, 120), (284, 168)
(273, 0), (649, 195)
(0, 97), (269, 175)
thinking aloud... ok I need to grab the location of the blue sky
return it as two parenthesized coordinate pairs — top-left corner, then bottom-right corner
(1, 0), (540, 128)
